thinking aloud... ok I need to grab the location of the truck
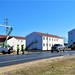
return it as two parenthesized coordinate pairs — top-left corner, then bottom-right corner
(70, 42), (75, 50)
(0, 47), (9, 54)
(51, 44), (65, 52)
(0, 25), (13, 54)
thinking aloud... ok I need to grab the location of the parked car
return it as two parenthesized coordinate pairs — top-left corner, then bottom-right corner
(51, 44), (65, 52)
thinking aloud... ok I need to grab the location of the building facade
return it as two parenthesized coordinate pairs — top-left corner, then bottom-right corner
(68, 28), (75, 47)
(26, 32), (64, 50)
(0, 35), (26, 51)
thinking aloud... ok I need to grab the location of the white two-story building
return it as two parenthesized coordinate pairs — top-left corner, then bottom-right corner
(26, 32), (64, 51)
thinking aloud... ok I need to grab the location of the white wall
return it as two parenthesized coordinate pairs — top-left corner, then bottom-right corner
(68, 29), (75, 47)
(7, 37), (26, 51)
(42, 36), (64, 50)
(26, 32), (42, 50)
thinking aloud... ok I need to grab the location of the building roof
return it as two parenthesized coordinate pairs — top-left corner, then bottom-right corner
(35, 32), (62, 39)
(0, 34), (25, 40)
(68, 28), (75, 33)
(9, 36), (25, 40)
(0, 38), (5, 42)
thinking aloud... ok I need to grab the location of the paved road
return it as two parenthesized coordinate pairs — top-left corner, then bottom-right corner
(0, 50), (75, 67)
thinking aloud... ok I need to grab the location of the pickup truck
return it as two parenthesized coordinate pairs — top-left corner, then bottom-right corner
(51, 44), (65, 52)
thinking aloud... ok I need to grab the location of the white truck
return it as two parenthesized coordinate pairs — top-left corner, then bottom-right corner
(0, 24), (13, 54)
(0, 46), (14, 54)
(51, 44), (65, 52)
(0, 47), (9, 54)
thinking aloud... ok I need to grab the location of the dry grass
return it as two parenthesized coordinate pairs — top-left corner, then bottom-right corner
(0, 56), (75, 75)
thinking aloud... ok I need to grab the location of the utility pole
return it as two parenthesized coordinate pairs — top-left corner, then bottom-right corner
(0, 20), (13, 48)
(4, 18), (8, 47)
(5, 18), (8, 35)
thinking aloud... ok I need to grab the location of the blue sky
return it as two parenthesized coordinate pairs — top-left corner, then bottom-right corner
(0, 1), (75, 39)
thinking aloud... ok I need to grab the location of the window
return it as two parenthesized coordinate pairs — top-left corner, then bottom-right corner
(57, 39), (58, 41)
(71, 33), (72, 34)
(49, 44), (51, 46)
(54, 39), (55, 41)
(52, 38), (53, 41)
(43, 37), (45, 40)
(60, 44), (62, 46)
(46, 43), (48, 46)
(55, 39), (56, 41)
(49, 38), (51, 40)
(54, 44), (61, 46)
(21, 40), (23, 42)
(43, 43), (45, 46)
(46, 37), (48, 40)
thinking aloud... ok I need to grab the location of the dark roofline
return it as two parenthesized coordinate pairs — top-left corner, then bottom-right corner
(0, 34), (6, 38)
(34, 32), (63, 39)
(0, 34), (25, 40)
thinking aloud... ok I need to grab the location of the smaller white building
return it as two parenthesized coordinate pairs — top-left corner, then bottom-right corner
(68, 28), (75, 47)
(26, 32), (64, 51)
(0, 34), (26, 51)
(7, 36), (26, 51)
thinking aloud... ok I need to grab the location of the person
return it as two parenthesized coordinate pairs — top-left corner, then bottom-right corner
(17, 45), (19, 55)
(21, 45), (25, 54)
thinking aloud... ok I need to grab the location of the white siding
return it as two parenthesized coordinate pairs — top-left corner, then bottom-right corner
(42, 36), (64, 50)
(7, 37), (26, 51)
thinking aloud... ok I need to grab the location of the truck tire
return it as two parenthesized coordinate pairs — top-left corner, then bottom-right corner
(2, 51), (6, 54)
(63, 50), (64, 52)
(8, 50), (10, 54)
(57, 50), (59, 52)
(51, 50), (53, 52)
(71, 48), (73, 50)
(57, 49), (60, 52)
